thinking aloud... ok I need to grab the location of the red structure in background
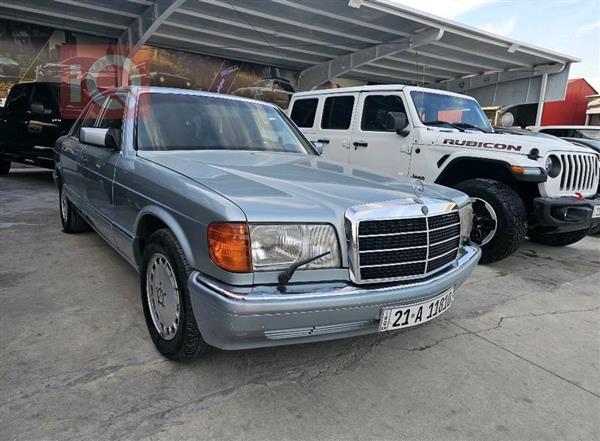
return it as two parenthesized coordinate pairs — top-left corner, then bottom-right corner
(542, 78), (598, 125)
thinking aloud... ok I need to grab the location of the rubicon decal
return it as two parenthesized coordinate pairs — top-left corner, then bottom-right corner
(443, 139), (522, 152)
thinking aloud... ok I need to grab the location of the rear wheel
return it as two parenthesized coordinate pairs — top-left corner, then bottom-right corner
(528, 229), (589, 246)
(0, 159), (10, 175)
(59, 184), (90, 233)
(455, 179), (527, 263)
(141, 229), (209, 360)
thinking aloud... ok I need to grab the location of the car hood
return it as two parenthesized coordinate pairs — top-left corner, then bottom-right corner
(137, 150), (467, 222)
(422, 129), (594, 155)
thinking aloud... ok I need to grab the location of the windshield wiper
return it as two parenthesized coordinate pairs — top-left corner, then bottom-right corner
(277, 251), (331, 291)
(453, 122), (489, 133)
(423, 120), (465, 132)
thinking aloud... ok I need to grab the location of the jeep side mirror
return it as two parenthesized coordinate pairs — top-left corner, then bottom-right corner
(80, 127), (118, 150)
(386, 111), (410, 137)
(311, 141), (325, 155)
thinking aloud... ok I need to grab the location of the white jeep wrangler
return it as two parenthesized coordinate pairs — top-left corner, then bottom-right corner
(288, 85), (600, 263)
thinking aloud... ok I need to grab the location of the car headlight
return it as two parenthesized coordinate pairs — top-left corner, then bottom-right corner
(207, 222), (341, 273)
(458, 204), (473, 243)
(545, 155), (561, 178)
(249, 224), (340, 271)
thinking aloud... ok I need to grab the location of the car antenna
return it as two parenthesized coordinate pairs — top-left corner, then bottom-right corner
(277, 251), (331, 292)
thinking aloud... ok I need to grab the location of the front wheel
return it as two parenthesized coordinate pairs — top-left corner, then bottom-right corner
(455, 179), (527, 264)
(0, 159), (10, 175)
(140, 229), (209, 360)
(527, 229), (589, 246)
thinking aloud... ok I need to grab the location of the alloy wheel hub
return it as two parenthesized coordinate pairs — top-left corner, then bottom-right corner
(146, 253), (180, 340)
(470, 197), (498, 246)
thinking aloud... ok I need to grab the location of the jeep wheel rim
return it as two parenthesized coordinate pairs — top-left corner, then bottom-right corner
(60, 189), (68, 222)
(470, 197), (497, 246)
(146, 253), (180, 340)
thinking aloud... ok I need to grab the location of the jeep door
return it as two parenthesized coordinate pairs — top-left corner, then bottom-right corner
(313, 94), (358, 165)
(79, 93), (124, 241)
(350, 92), (413, 177)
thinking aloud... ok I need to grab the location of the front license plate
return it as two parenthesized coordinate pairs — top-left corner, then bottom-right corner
(593, 205), (600, 218)
(379, 288), (454, 332)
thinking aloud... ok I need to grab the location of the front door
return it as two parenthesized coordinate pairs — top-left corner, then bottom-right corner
(79, 94), (124, 240)
(349, 92), (413, 178)
(1, 84), (32, 148)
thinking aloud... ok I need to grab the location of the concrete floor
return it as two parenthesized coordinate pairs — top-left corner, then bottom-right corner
(1, 167), (599, 441)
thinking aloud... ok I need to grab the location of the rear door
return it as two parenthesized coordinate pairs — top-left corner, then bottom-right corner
(350, 91), (413, 177)
(28, 83), (61, 148)
(1, 84), (32, 148)
(315, 94), (358, 165)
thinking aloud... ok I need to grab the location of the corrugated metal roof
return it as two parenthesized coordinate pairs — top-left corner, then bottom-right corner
(0, 0), (579, 93)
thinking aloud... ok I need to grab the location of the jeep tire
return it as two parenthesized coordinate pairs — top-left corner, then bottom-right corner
(527, 228), (589, 246)
(455, 179), (527, 264)
(140, 229), (210, 360)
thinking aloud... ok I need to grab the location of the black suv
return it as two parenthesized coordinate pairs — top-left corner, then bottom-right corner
(1, 82), (85, 174)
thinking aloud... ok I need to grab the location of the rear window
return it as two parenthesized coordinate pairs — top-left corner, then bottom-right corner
(321, 96), (354, 130)
(290, 98), (318, 128)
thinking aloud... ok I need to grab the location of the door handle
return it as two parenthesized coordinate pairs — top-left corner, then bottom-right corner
(316, 138), (330, 144)
(353, 141), (368, 149)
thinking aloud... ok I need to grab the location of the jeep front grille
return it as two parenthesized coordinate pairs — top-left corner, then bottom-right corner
(354, 212), (460, 283)
(558, 153), (599, 193)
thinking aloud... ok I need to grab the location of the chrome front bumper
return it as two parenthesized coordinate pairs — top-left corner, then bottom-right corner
(188, 245), (481, 350)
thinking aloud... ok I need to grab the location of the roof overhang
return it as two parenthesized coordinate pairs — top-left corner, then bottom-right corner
(0, 0), (580, 106)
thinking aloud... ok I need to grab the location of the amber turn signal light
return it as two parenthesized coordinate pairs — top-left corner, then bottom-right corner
(207, 223), (252, 273)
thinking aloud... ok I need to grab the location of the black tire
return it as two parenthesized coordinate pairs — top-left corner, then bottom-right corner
(140, 229), (209, 360)
(0, 159), (10, 175)
(589, 224), (600, 236)
(59, 184), (90, 233)
(455, 179), (527, 264)
(528, 229), (589, 246)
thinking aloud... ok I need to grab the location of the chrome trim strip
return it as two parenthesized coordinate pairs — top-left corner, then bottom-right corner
(360, 244), (428, 253)
(195, 245), (480, 302)
(358, 222), (460, 237)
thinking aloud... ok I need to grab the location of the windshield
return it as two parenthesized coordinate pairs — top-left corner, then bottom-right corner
(411, 91), (493, 133)
(136, 93), (313, 153)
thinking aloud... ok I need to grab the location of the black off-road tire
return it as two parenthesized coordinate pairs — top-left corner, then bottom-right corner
(528, 229), (589, 246)
(456, 179), (527, 264)
(140, 229), (210, 360)
(0, 159), (10, 175)
(59, 184), (90, 233)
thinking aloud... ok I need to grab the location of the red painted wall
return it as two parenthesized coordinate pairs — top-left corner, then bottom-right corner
(542, 79), (598, 125)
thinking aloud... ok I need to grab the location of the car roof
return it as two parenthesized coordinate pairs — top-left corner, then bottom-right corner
(291, 84), (477, 101)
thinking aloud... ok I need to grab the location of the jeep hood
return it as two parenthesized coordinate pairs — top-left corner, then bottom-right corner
(137, 150), (468, 222)
(422, 130), (594, 156)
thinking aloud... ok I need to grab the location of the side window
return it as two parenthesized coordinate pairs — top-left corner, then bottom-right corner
(361, 95), (406, 131)
(30, 85), (58, 112)
(6, 85), (31, 112)
(97, 94), (125, 130)
(290, 98), (318, 128)
(321, 96), (354, 130)
(71, 96), (106, 137)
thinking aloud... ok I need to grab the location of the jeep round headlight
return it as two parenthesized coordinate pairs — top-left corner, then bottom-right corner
(545, 155), (561, 178)
(249, 224), (341, 271)
(459, 204), (473, 243)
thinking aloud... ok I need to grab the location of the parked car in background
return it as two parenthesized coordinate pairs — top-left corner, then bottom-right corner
(0, 56), (21, 80)
(528, 125), (600, 141)
(54, 86), (480, 359)
(288, 85), (600, 262)
(0, 81), (87, 173)
(231, 77), (295, 108)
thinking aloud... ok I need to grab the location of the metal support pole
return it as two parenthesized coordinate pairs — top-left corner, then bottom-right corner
(535, 73), (548, 126)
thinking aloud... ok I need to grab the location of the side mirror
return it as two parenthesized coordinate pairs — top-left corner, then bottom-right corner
(386, 111), (410, 137)
(30, 102), (49, 115)
(311, 141), (325, 155)
(105, 128), (121, 150)
(80, 127), (117, 149)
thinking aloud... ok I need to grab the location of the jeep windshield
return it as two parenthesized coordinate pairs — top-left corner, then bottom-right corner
(411, 91), (493, 133)
(136, 93), (313, 153)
